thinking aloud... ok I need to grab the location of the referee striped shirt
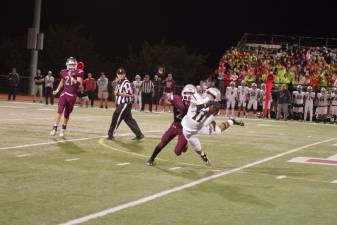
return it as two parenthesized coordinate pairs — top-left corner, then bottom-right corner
(141, 80), (154, 94)
(116, 79), (133, 104)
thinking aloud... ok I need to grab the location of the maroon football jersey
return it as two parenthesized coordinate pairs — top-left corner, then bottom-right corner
(60, 69), (84, 96)
(162, 79), (175, 93)
(171, 95), (188, 123)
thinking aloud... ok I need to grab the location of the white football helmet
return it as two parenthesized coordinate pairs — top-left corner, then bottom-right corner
(206, 87), (221, 102)
(251, 83), (257, 89)
(181, 84), (196, 101)
(135, 74), (141, 80)
(333, 87), (337, 94)
(66, 57), (77, 70)
(297, 85), (302, 92)
(261, 83), (266, 91)
(307, 86), (313, 92)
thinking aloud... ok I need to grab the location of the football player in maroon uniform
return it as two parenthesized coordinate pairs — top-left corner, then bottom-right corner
(50, 57), (84, 137)
(146, 84), (196, 166)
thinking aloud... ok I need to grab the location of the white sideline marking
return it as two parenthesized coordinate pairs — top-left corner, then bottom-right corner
(16, 153), (32, 158)
(0, 106), (27, 109)
(327, 154), (337, 160)
(331, 180), (337, 184)
(117, 162), (130, 166)
(38, 108), (54, 111)
(333, 143), (337, 146)
(58, 137), (337, 225)
(0, 130), (162, 151)
(65, 158), (79, 162)
(288, 157), (310, 163)
(0, 136), (105, 151)
(169, 167), (181, 171)
(276, 175), (287, 180)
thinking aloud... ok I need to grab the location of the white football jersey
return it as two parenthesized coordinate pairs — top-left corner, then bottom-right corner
(238, 86), (249, 101)
(226, 87), (237, 101)
(317, 92), (329, 106)
(260, 89), (272, 102)
(248, 88), (260, 101)
(182, 93), (213, 132)
(304, 92), (315, 104)
(331, 93), (337, 105)
(133, 80), (142, 95)
(293, 91), (305, 105)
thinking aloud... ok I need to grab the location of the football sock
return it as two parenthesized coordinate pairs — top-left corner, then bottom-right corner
(62, 124), (67, 130)
(149, 146), (162, 161)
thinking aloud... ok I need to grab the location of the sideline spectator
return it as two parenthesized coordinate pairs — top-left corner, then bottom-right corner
(97, 72), (109, 109)
(161, 73), (175, 112)
(275, 84), (291, 120)
(33, 69), (44, 103)
(140, 74), (154, 112)
(8, 67), (20, 101)
(132, 74), (142, 110)
(44, 70), (55, 105)
(153, 74), (162, 111)
(84, 72), (96, 107)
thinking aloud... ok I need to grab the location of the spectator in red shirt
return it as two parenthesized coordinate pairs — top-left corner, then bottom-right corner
(161, 73), (176, 112)
(84, 72), (96, 107)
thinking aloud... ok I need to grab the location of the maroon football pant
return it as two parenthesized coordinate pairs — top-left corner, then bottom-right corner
(57, 94), (76, 119)
(157, 122), (187, 156)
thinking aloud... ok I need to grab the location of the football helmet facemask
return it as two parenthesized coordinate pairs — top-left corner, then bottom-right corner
(66, 57), (78, 70)
(181, 84), (197, 102)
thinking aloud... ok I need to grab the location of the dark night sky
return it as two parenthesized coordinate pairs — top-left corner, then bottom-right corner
(1, 0), (337, 66)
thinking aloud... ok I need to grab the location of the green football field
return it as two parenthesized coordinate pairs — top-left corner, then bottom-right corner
(0, 100), (337, 225)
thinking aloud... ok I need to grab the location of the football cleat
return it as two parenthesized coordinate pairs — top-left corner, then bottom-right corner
(146, 159), (155, 166)
(50, 125), (57, 136)
(230, 117), (245, 126)
(50, 129), (57, 136)
(59, 129), (65, 137)
(200, 152), (211, 166)
(132, 134), (144, 140)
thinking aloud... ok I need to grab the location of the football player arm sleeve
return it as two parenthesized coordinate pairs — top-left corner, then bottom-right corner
(53, 79), (64, 95)
(171, 96), (185, 111)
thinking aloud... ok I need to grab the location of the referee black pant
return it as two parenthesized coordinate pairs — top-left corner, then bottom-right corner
(108, 102), (143, 138)
(141, 92), (153, 112)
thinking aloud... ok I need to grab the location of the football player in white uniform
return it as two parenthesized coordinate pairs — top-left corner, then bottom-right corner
(330, 88), (337, 123)
(237, 80), (249, 117)
(132, 75), (142, 110)
(225, 81), (237, 117)
(182, 87), (244, 166)
(304, 86), (315, 122)
(316, 87), (329, 122)
(247, 83), (260, 117)
(260, 83), (272, 119)
(292, 85), (305, 120)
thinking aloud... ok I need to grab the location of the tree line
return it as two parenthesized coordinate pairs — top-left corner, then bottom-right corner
(0, 25), (210, 85)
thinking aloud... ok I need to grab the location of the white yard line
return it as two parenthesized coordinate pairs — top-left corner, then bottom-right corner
(58, 137), (337, 225)
(276, 175), (287, 180)
(65, 158), (80, 162)
(0, 136), (105, 151)
(169, 167), (181, 171)
(117, 162), (130, 166)
(331, 180), (337, 184)
(16, 153), (32, 158)
(0, 131), (162, 151)
(0, 106), (27, 109)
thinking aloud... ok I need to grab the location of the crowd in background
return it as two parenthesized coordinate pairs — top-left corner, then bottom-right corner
(4, 44), (337, 123)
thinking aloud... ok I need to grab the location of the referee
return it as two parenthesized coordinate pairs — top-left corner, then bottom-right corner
(107, 68), (144, 140)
